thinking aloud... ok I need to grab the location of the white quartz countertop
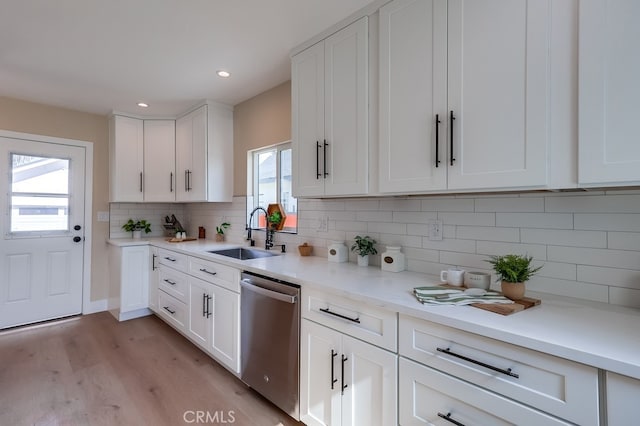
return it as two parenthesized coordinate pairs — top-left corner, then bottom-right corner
(109, 237), (640, 379)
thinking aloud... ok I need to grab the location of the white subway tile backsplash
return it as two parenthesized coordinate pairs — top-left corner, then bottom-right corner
(496, 213), (573, 229)
(521, 229), (607, 248)
(475, 197), (544, 212)
(161, 191), (640, 308)
(438, 212), (495, 226)
(607, 232), (640, 250)
(456, 226), (520, 242)
(575, 214), (640, 232)
(476, 241), (546, 260)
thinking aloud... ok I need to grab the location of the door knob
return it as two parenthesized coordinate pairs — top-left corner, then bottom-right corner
(74, 225), (82, 231)
(73, 236), (82, 243)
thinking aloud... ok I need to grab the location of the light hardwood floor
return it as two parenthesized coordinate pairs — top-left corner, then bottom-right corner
(0, 312), (304, 426)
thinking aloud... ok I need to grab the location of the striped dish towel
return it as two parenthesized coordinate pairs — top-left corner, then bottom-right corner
(414, 286), (514, 306)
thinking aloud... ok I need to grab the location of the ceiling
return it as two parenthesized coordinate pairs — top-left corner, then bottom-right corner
(0, 0), (375, 116)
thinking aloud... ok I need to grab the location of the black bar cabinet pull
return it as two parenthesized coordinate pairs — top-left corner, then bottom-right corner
(316, 141), (322, 179)
(152, 254), (157, 271)
(449, 110), (456, 166)
(438, 412), (465, 426)
(163, 279), (176, 286)
(164, 257), (176, 262)
(199, 268), (217, 276)
(206, 295), (212, 318)
(163, 306), (176, 315)
(185, 170), (189, 191)
(202, 293), (207, 317)
(170, 172), (173, 192)
(187, 170), (192, 191)
(139, 172), (143, 192)
(341, 354), (348, 395)
(319, 307), (360, 324)
(435, 114), (441, 167)
(330, 350), (338, 389)
(437, 347), (519, 378)
(323, 140), (329, 177)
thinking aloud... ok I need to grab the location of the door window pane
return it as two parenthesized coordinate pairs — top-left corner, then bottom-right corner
(10, 154), (70, 233)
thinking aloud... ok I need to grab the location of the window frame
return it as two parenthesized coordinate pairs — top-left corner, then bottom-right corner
(247, 140), (297, 234)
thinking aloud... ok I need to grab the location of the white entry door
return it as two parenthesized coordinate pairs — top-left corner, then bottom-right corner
(0, 136), (86, 329)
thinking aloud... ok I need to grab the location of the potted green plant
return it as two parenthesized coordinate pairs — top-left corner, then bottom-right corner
(215, 222), (230, 242)
(268, 211), (282, 230)
(351, 235), (377, 267)
(122, 219), (152, 239)
(486, 254), (543, 300)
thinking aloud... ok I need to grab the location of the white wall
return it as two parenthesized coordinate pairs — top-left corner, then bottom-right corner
(109, 203), (185, 239)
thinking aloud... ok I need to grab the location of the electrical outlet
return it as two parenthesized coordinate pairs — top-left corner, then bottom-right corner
(97, 211), (110, 222)
(317, 216), (329, 232)
(427, 219), (443, 241)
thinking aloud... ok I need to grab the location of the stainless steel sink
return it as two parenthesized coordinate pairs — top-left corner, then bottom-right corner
(207, 247), (279, 260)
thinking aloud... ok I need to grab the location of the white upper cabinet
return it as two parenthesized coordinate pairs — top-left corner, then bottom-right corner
(176, 103), (234, 202)
(143, 120), (176, 202)
(579, 0), (640, 186)
(109, 115), (144, 202)
(379, 0), (552, 194)
(292, 17), (369, 198)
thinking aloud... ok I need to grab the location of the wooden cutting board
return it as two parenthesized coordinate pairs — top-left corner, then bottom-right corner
(166, 237), (198, 243)
(472, 296), (541, 316)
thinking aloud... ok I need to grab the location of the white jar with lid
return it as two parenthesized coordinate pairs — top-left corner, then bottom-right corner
(327, 240), (348, 263)
(381, 246), (405, 272)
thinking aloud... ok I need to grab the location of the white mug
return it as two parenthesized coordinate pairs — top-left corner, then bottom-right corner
(465, 271), (492, 290)
(440, 268), (465, 286)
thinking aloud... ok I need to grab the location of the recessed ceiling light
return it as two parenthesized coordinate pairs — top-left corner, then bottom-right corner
(137, 102), (149, 108)
(217, 70), (230, 78)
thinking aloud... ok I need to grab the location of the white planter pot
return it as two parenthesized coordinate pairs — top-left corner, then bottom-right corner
(132, 230), (142, 239)
(357, 255), (369, 267)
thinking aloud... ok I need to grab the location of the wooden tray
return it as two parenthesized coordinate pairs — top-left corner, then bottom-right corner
(471, 296), (541, 316)
(166, 237), (198, 243)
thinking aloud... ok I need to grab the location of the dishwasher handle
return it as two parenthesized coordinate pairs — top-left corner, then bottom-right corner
(241, 279), (297, 304)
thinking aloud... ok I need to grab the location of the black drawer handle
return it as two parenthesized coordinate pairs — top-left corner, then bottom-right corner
(316, 141), (322, 179)
(164, 257), (176, 262)
(438, 412), (465, 426)
(319, 307), (360, 324)
(435, 114), (441, 167)
(199, 268), (217, 276)
(163, 306), (176, 315)
(330, 350), (338, 389)
(341, 354), (348, 395)
(437, 347), (519, 379)
(449, 110), (456, 166)
(163, 279), (176, 286)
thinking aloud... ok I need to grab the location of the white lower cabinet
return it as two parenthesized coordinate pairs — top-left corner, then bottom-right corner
(300, 319), (397, 426)
(606, 371), (640, 426)
(148, 246), (159, 313)
(155, 248), (241, 375)
(108, 244), (151, 321)
(399, 357), (571, 425)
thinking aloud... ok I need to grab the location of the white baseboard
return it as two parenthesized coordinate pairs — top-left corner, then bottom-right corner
(84, 298), (108, 314)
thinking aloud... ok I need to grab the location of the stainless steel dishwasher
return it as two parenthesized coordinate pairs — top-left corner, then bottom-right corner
(240, 271), (300, 420)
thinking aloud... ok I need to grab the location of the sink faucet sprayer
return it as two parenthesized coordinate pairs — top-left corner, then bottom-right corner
(246, 207), (274, 250)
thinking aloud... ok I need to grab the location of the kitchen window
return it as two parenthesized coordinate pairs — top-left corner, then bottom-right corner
(248, 141), (297, 233)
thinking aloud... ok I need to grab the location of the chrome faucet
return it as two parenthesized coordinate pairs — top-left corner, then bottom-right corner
(246, 206), (274, 250)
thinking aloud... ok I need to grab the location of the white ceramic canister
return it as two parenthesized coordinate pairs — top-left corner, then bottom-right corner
(327, 240), (348, 263)
(381, 246), (405, 272)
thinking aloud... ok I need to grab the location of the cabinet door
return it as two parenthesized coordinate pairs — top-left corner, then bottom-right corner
(300, 319), (342, 426)
(447, 0), (550, 190)
(379, 0), (447, 193)
(292, 41), (326, 198)
(120, 246), (149, 313)
(209, 284), (240, 373)
(149, 247), (159, 313)
(606, 372), (640, 426)
(341, 335), (397, 426)
(109, 115), (144, 202)
(579, 0), (640, 185)
(143, 120), (175, 202)
(176, 105), (208, 202)
(323, 17), (369, 196)
(187, 277), (211, 348)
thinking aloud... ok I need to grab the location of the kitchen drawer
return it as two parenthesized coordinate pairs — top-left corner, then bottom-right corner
(399, 357), (571, 426)
(302, 287), (397, 352)
(158, 248), (188, 272)
(399, 314), (598, 426)
(158, 266), (188, 303)
(189, 257), (240, 293)
(157, 290), (187, 333)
